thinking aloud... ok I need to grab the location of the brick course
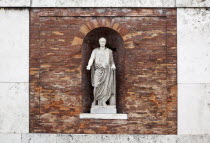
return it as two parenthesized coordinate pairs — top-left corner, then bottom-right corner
(30, 8), (177, 134)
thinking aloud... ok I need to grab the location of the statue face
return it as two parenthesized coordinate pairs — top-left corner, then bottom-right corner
(99, 38), (106, 47)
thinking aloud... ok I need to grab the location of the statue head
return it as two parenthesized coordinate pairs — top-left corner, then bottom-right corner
(99, 37), (106, 47)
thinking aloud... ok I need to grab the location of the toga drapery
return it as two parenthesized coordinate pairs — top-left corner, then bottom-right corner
(90, 48), (116, 105)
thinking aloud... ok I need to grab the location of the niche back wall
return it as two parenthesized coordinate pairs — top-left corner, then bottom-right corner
(30, 8), (177, 134)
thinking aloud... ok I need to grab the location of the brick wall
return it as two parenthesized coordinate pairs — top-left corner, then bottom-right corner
(30, 8), (177, 134)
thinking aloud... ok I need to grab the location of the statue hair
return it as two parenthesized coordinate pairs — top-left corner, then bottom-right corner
(99, 37), (106, 41)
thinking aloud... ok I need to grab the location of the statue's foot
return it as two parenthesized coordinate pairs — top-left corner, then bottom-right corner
(91, 100), (96, 107)
(102, 102), (107, 106)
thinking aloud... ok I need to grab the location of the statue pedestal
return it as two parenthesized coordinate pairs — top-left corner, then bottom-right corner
(91, 105), (117, 114)
(80, 105), (128, 120)
(79, 113), (128, 119)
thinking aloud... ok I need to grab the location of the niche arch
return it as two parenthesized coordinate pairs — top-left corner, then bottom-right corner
(82, 27), (126, 113)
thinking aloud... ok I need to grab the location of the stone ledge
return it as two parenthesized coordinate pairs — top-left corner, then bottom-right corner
(79, 113), (128, 119)
(31, 0), (175, 7)
(0, 0), (30, 7)
(1, 0), (210, 7)
(1, 134), (210, 143)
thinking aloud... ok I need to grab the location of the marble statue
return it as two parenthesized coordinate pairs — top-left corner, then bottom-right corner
(87, 37), (116, 107)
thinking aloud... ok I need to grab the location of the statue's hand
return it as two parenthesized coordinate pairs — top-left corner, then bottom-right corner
(86, 65), (91, 70)
(111, 64), (116, 70)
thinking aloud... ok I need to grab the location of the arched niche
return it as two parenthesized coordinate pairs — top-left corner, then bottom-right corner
(82, 27), (126, 113)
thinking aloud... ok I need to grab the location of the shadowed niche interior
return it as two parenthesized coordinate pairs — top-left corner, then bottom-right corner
(82, 27), (126, 113)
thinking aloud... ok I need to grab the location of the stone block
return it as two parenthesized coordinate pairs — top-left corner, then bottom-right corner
(178, 8), (210, 84)
(31, 0), (175, 7)
(0, 0), (30, 7)
(79, 113), (128, 119)
(0, 83), (29, 133)
(178, 84), (210, 134)
(21, 134), (57, 143)
(177, 135), (210, 143)
(0, 9), (29, 82)
(91, 105), (117, 114)
(0, 134), (209, 143)
(177, 0), (210, 7)
(0, 133), (21, 143)
(57, 134), (148, 143)
(147, 135), (177, 143)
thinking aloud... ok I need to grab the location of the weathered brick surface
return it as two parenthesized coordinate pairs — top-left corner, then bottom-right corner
(30, 8), (177, 134)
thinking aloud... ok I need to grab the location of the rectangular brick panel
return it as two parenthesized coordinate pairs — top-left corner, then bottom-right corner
(30, 8), (177, 134)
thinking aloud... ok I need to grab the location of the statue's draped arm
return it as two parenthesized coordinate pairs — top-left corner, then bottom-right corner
(110, 50), (116, 70)
(88, 49), (96, 87)
(87, 49), (95, 70)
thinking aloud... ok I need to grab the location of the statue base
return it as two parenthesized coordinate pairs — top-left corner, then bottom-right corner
(90, 105), (117, 114)
(79, 113), (128, 119)
(79, 105), (128, 120)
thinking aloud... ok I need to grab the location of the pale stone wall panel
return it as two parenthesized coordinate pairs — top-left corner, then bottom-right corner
(21, 134), (57, 143)
(177, 0), (210, 7)
(20, 134), (210, 143)
(0, 9), (29, 82)
(0, 83), (29, 133)
(0, 133), (21, 143)
(178, 8), (210, 84)
(177, 8), (210, 135)
(31, 0), (175, 7)
(0, 0), (30, 7)
(178, 84), (210, 134)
